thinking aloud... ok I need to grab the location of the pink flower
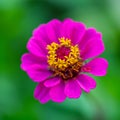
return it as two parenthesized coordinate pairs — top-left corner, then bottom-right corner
(21, 18), (108, 104)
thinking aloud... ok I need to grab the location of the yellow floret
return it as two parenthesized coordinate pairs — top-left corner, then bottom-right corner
(47, 37), (80, 71)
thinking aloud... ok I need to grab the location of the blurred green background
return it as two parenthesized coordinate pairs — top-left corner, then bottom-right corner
(0, 0), (120, 120)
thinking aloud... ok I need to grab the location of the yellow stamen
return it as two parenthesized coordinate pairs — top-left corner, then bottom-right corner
(46, 37), (83, 80)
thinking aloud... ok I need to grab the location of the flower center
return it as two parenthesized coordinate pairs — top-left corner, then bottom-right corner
(47, 37), (83, 80)
(56, 46), (70, 60)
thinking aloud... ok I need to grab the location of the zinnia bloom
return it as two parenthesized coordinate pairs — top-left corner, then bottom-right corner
(21, 18), (108, 104)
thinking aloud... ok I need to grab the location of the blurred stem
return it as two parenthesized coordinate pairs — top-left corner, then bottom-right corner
(88, 93), (106, 120)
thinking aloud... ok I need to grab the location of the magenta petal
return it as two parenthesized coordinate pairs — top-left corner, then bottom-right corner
(64, 80), (82, 98)
(27, 64), (51, 82)
(50, 82), (66, 102)
(44, 77), (61, 87)
(60, 18), (74, 38)
(83, 58), (108, 76)
(33, 24), (53, 47)
(77, 28), (102, 49)
(71, 22), (86, 44)
(28, 20), (61, 57)
(21, 53), (46, 71)
(46, 19), (61, 42)
(34, 83), (50, 104)
(60, 18), (86, 43)
(77, 74), (96, 93)
(77, 27), (104, 60)
(27, 37), (47, 57)
(80, 37), (105, 60)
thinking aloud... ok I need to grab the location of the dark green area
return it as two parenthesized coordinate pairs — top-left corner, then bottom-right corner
(0, 0), (120, 119)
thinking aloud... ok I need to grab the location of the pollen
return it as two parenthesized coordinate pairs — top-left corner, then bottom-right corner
(47, 37), (83, 80)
